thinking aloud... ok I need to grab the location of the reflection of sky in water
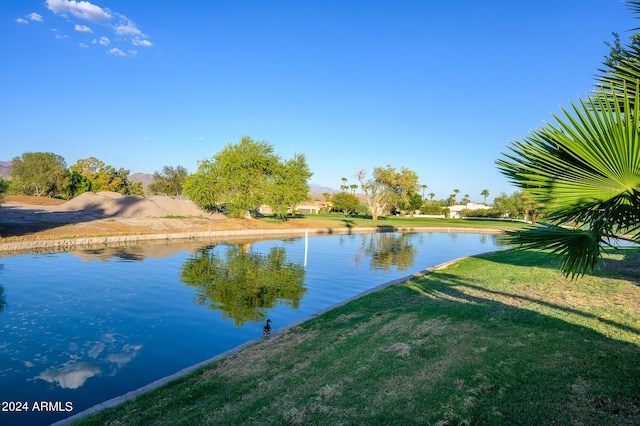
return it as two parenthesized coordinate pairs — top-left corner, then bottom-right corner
(0, 232), (503, 425)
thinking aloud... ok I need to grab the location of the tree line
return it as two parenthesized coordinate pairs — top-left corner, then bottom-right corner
(1, 136), (509, 221)
(6, 153), (143, 199)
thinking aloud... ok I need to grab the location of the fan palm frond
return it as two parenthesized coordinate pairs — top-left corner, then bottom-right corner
(503, 225), (604, 278)
(496, 82), (640, 277)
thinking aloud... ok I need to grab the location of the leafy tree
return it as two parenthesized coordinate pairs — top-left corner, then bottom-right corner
(65, 170), (92, 199)
(183, 136), (311, 219)
(461, 194), (471, 204)
(398, 192), (423, 216)
(481, 189), (490, 205)
(356, 165), (420, 220)
(428, 192), (436, 203)
(10, 152), (67, 197)
(148, 165), (188, 196)
(331, 192), (360, 214)
(69, 157), (143, 196)
(356, 169), (387, 220)
(267, 153), (312, 219)
(496, 2), (640, 276)
(493, 191), (525, 219)
(180, 244), (306, 326)
(0, 179), (7, 204)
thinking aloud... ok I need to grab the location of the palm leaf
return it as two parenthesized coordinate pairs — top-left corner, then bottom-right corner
(496, 83), (640, 277)
(502, 225), (605, 278)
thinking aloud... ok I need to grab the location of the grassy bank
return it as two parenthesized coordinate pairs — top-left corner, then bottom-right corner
(75, 247), (640, 425)
(259, 213), (529, 232)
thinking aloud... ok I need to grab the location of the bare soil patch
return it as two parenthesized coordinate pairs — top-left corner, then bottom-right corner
(0, 194), (339, 242)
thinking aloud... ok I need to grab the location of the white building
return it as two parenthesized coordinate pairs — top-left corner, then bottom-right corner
(447, 203), (492, 219)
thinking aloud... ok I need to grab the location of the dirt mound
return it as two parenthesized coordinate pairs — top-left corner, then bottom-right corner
(56, 192), (220, 219)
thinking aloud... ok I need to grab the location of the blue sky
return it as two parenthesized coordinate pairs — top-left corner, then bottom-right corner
(1, 1), (636, 202)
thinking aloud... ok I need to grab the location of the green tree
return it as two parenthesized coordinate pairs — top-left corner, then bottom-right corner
(65, 169), (92, 199)
(183, 136), (311, 219)
(148, 165), (188, 196)
(398, 192), (423, 216)
(428, 192), (436, 204)
(331, 192), (360, 214)
(69, 157), (142, 196)
(10, 152), (67, 197)
(356, 169), (387, 220)
(0, 179), (8, 205)
(493, 191), (525, 219)
(496, 2), (640, 276)
(356, 166), (420, 220)
(267, 153), (313, 219)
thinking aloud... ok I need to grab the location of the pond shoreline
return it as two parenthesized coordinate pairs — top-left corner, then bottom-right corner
(0, 226), (502, 256)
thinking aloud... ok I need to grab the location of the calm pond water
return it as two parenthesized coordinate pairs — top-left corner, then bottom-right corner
(0, 231), (505, 425)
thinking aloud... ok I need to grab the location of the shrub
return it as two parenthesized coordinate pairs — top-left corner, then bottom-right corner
(420, 205), (443, 215)
(461, 208), (504, 218)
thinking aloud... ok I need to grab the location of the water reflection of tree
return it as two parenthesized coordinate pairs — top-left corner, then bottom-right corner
(0, 264), (5, 313)
(180, 244), (306, 326)
(0, 285), (5, 313)
(354, 233), (417, 272)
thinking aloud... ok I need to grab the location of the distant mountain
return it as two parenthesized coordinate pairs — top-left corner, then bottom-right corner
(309, 183), (337, 193)
(0, 161), (11, 179)
(129, 172), (154, 190)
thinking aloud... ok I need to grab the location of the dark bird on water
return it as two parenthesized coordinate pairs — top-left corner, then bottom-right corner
(263, 319), (272, 338)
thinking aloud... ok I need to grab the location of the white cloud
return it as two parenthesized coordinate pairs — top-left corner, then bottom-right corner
(132, 38), (152, 47)
(55, 34), (70, 39)
(46, 0), (111, 23)
(17, 13), (43, 24)
(107, 47), (126, 57)
(32, 0), (153, 56)
(114, 18), (142, 37)
(74, 24), (93, 33)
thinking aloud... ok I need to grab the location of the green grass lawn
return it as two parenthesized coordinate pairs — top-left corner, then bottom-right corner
(76, 247), (640, 425)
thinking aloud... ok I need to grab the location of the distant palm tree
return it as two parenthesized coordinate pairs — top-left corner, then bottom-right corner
(350, 184), (358, 194)
(428, 192), (435, 204)
(481, 189), (490, 205)
(452, 189), (460, 204)
(421, 184), (427, 199)
(462, 194), (470, 204)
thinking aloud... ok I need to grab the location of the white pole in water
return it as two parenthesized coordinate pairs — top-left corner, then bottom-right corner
(304, 230), (308, 267)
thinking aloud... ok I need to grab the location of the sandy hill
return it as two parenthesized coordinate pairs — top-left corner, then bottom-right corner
(56, 191), (222, 219)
